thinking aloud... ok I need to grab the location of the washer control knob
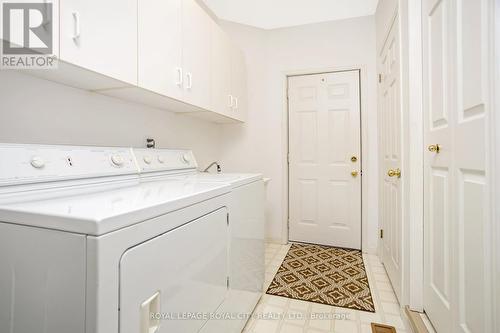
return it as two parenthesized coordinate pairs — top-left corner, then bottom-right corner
(111, 154), (124, 167)
(181, 153), (191, 164)
(158, 155), (166, 164)
(143, 155), (153, 164)
(30, 156), (45, 169)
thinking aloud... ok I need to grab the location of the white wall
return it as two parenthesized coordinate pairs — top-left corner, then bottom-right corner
(0, 15), (379, 254)
(0, 71), (223, 167)
(220, 16), (379, 253)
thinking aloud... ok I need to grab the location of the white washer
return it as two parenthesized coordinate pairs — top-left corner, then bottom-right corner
(0, 144), (232, 333)
(133, 148), (265, 333)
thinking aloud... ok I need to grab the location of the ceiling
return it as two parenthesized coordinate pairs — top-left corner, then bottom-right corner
(201, 0), (379, 30)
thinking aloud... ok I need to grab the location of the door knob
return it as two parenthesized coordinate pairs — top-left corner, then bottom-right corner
(428, 144), (441, 153)
(351, 170), (359, 177)
(387, 169), (401, 178)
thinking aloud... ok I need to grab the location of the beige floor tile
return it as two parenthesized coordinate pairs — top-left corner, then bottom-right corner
(373, 273), (390, 282)
(358, 310), (382, 324)
(306, 328), (332, 333)
(375, 281), (394, 292)
(252, 319), (281, 333)
(383, 314), (407, 330)
(360, 323), (374, 333)
(259, 303), (286, 316)
(310, 302), (334, 314)
(285, 308), (308, 326)
(381, 302), (401, 315)
(288, 299), (311, 312)
(378, 290), (398, 303)
(279, 322), (304, 333)
(308, 317), (333, 331)
(332, 307), (358, 322)
(266, 295), (289, 308)
(334, 319), (359, 333)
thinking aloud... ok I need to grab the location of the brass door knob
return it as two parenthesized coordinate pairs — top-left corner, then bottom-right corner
(428, 144), (441, 153)
(351, 170), (359, 177)
(387, 169), (401, 178)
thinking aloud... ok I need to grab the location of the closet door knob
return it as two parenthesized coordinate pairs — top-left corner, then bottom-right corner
(428, 144), (440, 153)
(387, 169), (401, 178)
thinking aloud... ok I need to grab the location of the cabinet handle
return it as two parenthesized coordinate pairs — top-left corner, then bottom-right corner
(228, 95), (234, 107)
(186, 72), (193, 89)
(175, 67), (183, 86)
(234, 97), (238, 109)
(72, 12), (80, 40)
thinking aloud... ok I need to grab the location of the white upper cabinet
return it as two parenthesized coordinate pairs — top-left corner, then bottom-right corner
(181, 0), (212, 110)
(138, 0), (183, 100)
(230, 45), (247, 121)
(33, 0), (246, 122)
(210, 22), (232, 116)
(60, 0), (138, 85)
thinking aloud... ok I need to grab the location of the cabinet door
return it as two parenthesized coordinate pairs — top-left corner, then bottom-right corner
(181, 0), (212, 110)
(210, 22), (232, 116)
(231, 46), (247, 121)
(138, 0), (183, 99)
(60, 0), (137, 85)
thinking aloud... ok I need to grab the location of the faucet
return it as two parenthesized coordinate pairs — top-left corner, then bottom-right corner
(203, 161), (221, 173)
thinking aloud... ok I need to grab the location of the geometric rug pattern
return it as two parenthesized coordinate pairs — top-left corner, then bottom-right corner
(266, 243), (375, 312)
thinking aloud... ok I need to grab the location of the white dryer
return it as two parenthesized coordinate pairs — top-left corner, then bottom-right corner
(0, 144), (232, 333)
(133, 149), (265, 333)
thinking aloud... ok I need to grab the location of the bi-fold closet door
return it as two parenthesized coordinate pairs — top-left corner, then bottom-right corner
(422, 0), (493, 332)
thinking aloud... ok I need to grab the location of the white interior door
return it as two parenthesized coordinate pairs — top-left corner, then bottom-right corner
(422, 0), (492, 332)
(379, 16), (402, 302)
(288, 71), (362, 249)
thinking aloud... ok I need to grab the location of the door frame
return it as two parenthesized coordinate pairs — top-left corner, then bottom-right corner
(491, 0), (499, 328)
(282, 66), (377, 254)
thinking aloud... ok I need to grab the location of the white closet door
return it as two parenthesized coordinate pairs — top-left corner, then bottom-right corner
(288, 71), (361, 249)
(379, 16), (402, 302)
(422, 0), (492, 332)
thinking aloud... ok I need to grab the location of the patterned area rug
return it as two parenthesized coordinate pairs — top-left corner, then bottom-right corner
(266, 243), (375, 312)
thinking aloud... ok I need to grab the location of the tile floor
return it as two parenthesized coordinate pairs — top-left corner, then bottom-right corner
(243, 242), (413, 333)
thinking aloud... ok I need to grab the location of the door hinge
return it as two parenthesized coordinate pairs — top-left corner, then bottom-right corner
(380, 229), (384, 239)
(226, 213), (229, 226)
(378, 74), (382, 83)
(287, 152), (290, 164)
(226, 276), (230, 289)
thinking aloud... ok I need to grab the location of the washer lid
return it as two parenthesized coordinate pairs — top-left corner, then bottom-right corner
(0, 179), (230, 235)
(174, 173), (263, 188)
